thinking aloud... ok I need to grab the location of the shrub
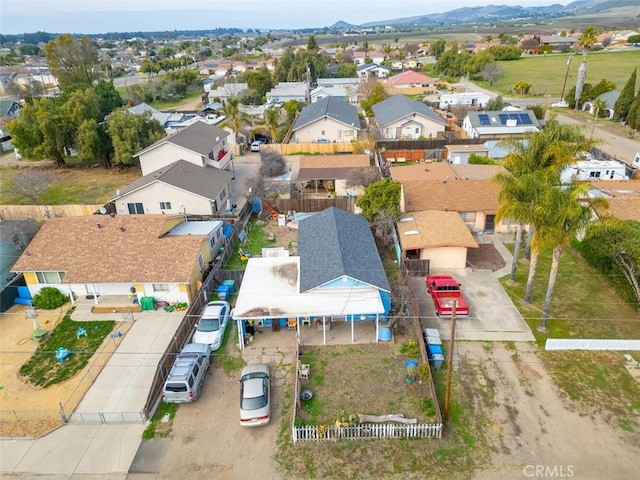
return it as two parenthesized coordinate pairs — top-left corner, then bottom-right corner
(400, 339), (420, 358)
(32, 287), (68, 309)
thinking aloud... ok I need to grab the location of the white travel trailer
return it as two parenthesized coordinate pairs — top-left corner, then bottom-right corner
(439, 91), (492, 110)
(561, 159), (628, 184)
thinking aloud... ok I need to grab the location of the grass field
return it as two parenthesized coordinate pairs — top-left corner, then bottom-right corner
(0, 165), (141, 205)
(476, 50), (640, 98)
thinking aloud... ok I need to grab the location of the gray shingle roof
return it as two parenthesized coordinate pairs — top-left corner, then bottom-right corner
(372, 95), (446, 127)
(297, 207), (390, 292)
(137, 120), (229, 157)
(114, 160), (232, 200)
(293, 96), (360, 131)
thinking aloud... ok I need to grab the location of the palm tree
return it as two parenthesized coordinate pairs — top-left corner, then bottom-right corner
(534, 183), (608, 329)
(493, 171), (544, 284)
(220, 97), (249, 145)
(496, 119), (596, 303)
(574, 26), (598, 111)
(264, 107), (281, 143)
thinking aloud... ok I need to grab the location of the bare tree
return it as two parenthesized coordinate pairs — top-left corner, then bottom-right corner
(7, 170), (56, 203)
(480, 62), (503, 86)
(259, 149), (288, 177)
(346, 167), (380, 188)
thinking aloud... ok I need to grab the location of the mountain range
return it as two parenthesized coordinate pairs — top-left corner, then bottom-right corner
(330, 0), (640, 28)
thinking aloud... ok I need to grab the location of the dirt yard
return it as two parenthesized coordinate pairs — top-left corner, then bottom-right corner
(0, 303), (130, 437)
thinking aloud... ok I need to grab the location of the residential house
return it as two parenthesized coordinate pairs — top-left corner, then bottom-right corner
(0, 220), (38, 299)
(401, 179), (504, 233)
(111, 160), (234, 216)
(582, 90), (620, 120)
(266, 82), (309, 103)
(444, 144), (491, 164)
(439, 91), (492, 110)
(539, 35), (577, 52)
(297, 154), (371, 197)
(371, 95), (447, 140)
(396, 211), (479, 269)
(202, 75), (224, 93)
(356, 63), (391, 78)
(11, 215), (225, 305)
(0, 97), (23, 119)
(388, 70), (437, 89)
(462, 110), (540, 139)
(389, 162), (500, 183)
(560, 158), (628, 184)
(0, 71), (18, 94)
(208, 82), (249, 103)
(310, 85), (359, 104)
(587, 180), (640, 221)
(612, 30), (639, 45)
(135, 120), (232, 175)
(232, 207), (391, 346)
(290, 96), (360, 143)
(127, 102), (191, 133)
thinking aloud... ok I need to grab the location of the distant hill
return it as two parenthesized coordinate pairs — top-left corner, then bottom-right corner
(351, 1), (639, 27)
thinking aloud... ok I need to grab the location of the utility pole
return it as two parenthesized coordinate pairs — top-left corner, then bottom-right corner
(560, 53), (574, 103)
(444, 300), (457, 423)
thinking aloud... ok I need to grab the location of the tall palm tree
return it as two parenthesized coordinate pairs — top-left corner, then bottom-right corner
(574, 26), (598, 110)
(496, 119), (596, 303)
(534, 183), (608, 329)
(220, 97), (249, 145)
(493, 171), (544, 284)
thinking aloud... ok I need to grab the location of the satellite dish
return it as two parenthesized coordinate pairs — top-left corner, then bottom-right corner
(99, 207), (107, 214)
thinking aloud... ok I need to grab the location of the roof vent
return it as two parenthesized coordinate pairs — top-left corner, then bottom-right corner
(97, 223), (102, 229)
(120, 226), (126, 232)
(399, 216), (414, 222)
(404, 230), (419, 235)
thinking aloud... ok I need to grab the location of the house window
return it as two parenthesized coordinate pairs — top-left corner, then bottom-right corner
(459, 212), (476, 222)
(219, 188), (226, 200)
(589, 171), (601, 178)
(415, 127), (420, 134)
(36, 271), (65, 284)
(159, 201), (172, 210)
(152, 283), (171, 292)
(198, 253), (204, 270)
(321, 130), (325, 135)
(127, 202), (144, 214)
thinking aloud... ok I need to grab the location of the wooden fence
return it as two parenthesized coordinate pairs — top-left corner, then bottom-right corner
(270, 197), (356, 214)
(263, 143), (355, 155)
(292, 422), (442, 442)
(0, 204), (104, 221)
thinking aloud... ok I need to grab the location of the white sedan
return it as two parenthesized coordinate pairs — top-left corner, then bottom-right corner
(551, 100), (569, 108)
(192, 301), (231, 351)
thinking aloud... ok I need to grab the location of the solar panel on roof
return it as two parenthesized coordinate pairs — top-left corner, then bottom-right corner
(478, 114), (490, 125)
(498, 114), (509, 124)
(519, 114), (533, 124)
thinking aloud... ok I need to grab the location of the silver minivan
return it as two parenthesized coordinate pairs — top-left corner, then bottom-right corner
(162, 343), (212, 403)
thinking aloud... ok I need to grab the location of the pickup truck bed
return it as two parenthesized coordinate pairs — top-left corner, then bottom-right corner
(426, 275), (469, 317)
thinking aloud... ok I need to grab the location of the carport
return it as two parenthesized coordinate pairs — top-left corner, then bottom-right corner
(232, 257), (386, 348)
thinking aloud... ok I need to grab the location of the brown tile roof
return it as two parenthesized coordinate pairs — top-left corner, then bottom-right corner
(13, 215), (206, 284)
(297, 154), (370, 181)
(402, 179), (501, 213)
(300, 154), (370, 169)
(390, 163), (456, 182)
(396, 211), (479, 250)
(601, 198), (640, 221)
(450, 164), (503, 180)
(588, 180), (640, 194)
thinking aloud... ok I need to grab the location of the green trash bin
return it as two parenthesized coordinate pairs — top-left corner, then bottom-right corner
(222, 279), (236, 295)
(140, 297), (156, 311)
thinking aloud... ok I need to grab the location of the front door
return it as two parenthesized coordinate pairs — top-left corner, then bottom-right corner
(485, 215), (495, 233)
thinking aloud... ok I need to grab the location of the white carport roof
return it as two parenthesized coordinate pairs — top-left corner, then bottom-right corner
(232, 257), (385, 319)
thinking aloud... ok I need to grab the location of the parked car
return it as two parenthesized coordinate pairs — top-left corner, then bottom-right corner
(425, 275), (469, 317)
(239, 364), (271, 426)
(193, 301), (231, 351)
(551, 100), (569, 108)
(162, 343), (212, 403)
(250, 140), (264, 152)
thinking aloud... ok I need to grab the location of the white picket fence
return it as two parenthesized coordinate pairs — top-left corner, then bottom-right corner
(292, 422), (442, 443)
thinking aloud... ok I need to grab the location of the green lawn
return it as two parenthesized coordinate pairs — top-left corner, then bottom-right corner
(500, 245), (640, 431)
(474, 50), (639, 98)
(20, 311), (115, 388)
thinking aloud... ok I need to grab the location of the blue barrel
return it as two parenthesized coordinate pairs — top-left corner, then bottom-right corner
(378, 326), (392, 341)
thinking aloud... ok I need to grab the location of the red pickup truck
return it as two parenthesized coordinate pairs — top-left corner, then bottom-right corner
(426, 275), (469, 317)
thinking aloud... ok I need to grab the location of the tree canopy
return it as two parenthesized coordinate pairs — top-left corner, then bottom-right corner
(356, 178), (401, 223)
(45, 34), (101, 89)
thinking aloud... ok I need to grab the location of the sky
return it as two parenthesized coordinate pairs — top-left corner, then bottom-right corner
(0, 1), (568, 36)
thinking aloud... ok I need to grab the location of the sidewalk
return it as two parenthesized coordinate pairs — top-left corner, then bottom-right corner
(1, 308), (183, 478)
